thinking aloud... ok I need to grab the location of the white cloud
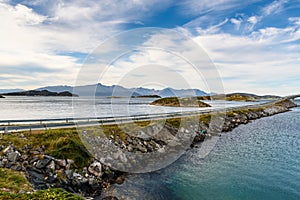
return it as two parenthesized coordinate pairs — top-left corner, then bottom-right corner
(289, 17), (300, 25)
(179, 0), (260, 15)
(230, 18), (243, 30)
(245, 15), (261, 31)
(188, 18), (229, 35)
(192, 23), (300, 95)
(247, 16), (259, 25)
(262, 0), (288, 16)
(0, 0), (173, 89)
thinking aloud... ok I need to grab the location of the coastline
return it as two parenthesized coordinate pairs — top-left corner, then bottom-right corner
(0, 99), (297, 199)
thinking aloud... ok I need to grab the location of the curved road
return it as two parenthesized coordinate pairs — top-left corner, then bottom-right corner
(0, 96), (298, 133)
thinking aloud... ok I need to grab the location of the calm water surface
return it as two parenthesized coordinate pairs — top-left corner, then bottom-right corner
(0, 96), (263, 120)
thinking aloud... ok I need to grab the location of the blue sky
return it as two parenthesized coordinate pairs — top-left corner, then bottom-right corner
(0, 0), (300, 95)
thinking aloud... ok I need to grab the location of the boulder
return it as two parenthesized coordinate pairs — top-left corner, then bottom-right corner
(7, 151), (20, 162)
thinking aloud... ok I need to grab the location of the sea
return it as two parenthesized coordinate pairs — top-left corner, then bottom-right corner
(102, 100), (300, 200)
(0, 96), (264, 120)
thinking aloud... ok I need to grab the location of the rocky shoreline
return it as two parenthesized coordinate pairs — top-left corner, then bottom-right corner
(0, 99), (297, 199)
(0, 143), (125, 199)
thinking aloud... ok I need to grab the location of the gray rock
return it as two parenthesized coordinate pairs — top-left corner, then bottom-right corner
(47, 160), (55, 171)
(126, 137), (133, 144)
(22, 160), (29, 167)
(27, 167), (44, 180)
(119, 154), (128, 163)
(5, 162), (13, 168)
(7, 151), (20, 162)
(88, 161), (102, 177)
(35, 158), (51, 169)
(112, 151), (122, 160)
(30, 156), (40, 164)
(20, 154), (28, 161)
(11, 164), (22, 171)
(44, 155), (55, 160)
(137, 144), (147, 153)
(127, 144), (133, 152)
(3, 145), (14, 155)
(22, 144), (32, 151)
(31, 150), (40, 155)
(45, 175), (56, 184)
(65, 169), (74, 179)
(66, 159), (74, 170)
(56, 159), (67, 167)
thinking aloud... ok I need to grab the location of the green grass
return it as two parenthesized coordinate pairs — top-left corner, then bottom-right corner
(0, 168), (32, 194)
(150, 97), (211, 107)
(225, 94), (255, 102)
(0, 129), (92, 168)
(197, 94), (255, 102)
(0, 188), (84, 200)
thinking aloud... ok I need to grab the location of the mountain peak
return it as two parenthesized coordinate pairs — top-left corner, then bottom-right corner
(33, 84), (208, 97)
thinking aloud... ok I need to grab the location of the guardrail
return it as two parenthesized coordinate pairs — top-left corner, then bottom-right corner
(0, 98), (292, 133)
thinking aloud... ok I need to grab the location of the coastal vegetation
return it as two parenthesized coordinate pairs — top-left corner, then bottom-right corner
(197, 93), (281, 102)
(132, 95), (161, 98)
(0, 168), (83, 199)
(150, 97), (211, 107)
(0, 90), (78, 97)
(0, 129), (91, 168)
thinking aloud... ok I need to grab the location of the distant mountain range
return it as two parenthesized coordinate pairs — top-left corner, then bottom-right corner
(35, 83), (208, 97)
(0, 89), (24, 93)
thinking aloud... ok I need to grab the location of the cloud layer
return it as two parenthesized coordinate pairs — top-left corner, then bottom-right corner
(0, 0), (299, 95)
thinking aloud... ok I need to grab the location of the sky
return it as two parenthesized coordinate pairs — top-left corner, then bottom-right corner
(0, 0), (300, 95)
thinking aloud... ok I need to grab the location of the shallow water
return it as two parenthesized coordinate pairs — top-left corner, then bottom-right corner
(103, 102), (300, 200)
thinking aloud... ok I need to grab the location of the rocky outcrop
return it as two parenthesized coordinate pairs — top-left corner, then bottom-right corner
(150, 97), (211, 107)
(0, 143), (123, 198)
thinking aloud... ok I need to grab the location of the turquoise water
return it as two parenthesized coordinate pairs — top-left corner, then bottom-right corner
(104, 103), (300, 200)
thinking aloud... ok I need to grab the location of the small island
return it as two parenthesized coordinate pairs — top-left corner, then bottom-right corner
(150, 97), (211, 107)
(1, 90), (78, 97)
(132, 95), (161, 98)
(0, 95), (4, 98)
